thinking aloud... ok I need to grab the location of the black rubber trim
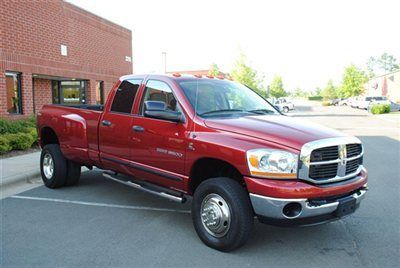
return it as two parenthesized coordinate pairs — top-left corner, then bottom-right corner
(102, 156), (182, 182)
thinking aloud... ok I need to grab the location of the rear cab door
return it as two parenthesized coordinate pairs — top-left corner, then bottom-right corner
(98, 77), (144, 175)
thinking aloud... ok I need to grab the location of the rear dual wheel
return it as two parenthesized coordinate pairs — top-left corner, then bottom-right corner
(40, 144), (81, 188)
(192, 177), (254, 252)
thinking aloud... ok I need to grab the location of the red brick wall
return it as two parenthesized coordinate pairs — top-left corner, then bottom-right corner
(0, 0), (132, 117)
(0, 72), (6, 115)
(21, 73), (34, 115)
(33, 78), (52, 112)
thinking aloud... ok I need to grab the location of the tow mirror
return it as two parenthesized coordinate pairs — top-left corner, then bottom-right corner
(144, 101), (184, 123)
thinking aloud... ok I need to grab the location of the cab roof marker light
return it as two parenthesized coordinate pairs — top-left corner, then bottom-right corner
(172, 73), (181, 77)
(194, 74), (202, 78)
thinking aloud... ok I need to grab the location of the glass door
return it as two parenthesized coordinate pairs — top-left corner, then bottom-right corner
(52, 80), (87, 105)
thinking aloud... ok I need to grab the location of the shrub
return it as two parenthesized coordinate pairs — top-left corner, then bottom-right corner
(0, 116), (36, 134)
(26, 127), (38, 145)
(5, 133), (35, 150)
(308, 96), (323, 101)
(322, 101), (331, 106)
(370, 104), (391, 114)
(0, 135), (12, 153)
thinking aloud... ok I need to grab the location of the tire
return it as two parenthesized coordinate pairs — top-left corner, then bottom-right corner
(283, 106), (289, 113)
(40, 144), (67, 188)
(192, 177), (254, 252)
(64, 160), (81, 186)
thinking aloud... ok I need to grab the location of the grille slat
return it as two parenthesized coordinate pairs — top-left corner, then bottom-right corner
(307, 143), (363, 182)
(347, 144), (362, 158)
(309, 163), (338, 180)
(346, 157), (363, 175)
(310, 146), (338, 162)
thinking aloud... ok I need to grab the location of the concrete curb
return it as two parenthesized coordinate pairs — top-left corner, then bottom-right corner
(0, 169), (42, 188)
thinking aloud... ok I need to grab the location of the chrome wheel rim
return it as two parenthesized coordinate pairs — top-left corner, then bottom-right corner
(43, 153), (54, 179)
(200, 193), (231, 237)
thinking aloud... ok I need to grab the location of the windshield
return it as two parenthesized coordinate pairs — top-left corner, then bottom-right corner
(178, 79), (278, 118)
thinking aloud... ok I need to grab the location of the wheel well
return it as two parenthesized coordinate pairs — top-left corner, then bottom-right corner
(190, 158), (244, 193)
(40, 127), (59, 147)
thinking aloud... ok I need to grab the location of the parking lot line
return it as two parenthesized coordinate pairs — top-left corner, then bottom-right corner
(10, 195), (190, 214)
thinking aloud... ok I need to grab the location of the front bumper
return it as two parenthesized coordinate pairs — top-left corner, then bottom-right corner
(250, 187), (367, 226)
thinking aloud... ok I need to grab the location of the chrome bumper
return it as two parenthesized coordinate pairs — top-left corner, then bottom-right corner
(250, 188), (367, 222)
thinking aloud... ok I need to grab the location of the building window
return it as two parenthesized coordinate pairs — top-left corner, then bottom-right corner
(5, 72), (22, 114)
(51, 80), (86, 105)
(96, 81), (104, 105)
(110, 79), (141, 113)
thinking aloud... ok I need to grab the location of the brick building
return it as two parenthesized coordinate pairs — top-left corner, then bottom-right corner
(364, 70), (400, 102)
(0, 0), (133, 117)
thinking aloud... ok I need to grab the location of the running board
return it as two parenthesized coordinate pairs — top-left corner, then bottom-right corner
(102, 172), (186, 203)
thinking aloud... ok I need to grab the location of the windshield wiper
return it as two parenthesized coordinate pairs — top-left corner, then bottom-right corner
(199, 109), (246, 116)
(247, 109), (276, 115)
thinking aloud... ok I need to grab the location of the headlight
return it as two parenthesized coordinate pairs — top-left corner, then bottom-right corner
(246, 149), (298, 179)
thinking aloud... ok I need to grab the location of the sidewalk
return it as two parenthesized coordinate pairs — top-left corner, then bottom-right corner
(0, 152), (41, 187)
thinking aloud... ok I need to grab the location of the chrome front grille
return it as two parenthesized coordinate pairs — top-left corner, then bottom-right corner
(298, 137), (364, 184)
(309, 163), (338, 180)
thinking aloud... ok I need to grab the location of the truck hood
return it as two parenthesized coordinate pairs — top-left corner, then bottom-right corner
(204, 115), (347, 150)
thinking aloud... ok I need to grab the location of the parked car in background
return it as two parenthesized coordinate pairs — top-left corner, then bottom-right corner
(269, 97), (294, 113)
(330, 98), (343, 106)
(350, 97), (360, 108)
(356, 96), (389, 110)
(389, 101), (400, 111)
(338, 98), (351, 106)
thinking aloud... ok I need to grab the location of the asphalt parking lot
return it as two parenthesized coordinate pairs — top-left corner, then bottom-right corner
(1, 102), (399, 267)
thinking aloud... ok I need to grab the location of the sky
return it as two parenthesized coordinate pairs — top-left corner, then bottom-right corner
(67, 0), (399, 91)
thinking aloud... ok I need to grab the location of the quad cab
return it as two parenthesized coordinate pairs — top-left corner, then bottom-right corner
(37, 74), (368, 251)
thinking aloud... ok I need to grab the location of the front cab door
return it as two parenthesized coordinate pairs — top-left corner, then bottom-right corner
(130, 79), (188, 190)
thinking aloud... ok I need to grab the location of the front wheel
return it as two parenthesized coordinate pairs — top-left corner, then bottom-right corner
(283, 106), (289, 113)
(192, 177), (254, 252)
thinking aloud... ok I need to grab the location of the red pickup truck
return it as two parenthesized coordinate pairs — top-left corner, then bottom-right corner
(37, 74), (367, 251)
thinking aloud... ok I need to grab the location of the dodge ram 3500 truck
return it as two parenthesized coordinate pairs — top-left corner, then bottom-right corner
(37, 74), (368, 251)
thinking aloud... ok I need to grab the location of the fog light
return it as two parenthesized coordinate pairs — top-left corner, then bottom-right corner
(282, 202), (302, 218)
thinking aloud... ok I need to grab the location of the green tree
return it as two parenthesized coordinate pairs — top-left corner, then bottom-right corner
(321, 80), (338, 100)
(230, 53), (266, 97)
(269, 75), (287, 98)
(208, 63), (220, 77)
(338, 64), (368, 98)
(367, 53), (399, 76)
(290, 87), (308, 98)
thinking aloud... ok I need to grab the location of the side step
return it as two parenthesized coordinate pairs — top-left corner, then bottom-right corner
(102, 172), (186, 203)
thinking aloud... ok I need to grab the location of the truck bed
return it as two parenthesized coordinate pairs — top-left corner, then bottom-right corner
(37, 104), (103, 167)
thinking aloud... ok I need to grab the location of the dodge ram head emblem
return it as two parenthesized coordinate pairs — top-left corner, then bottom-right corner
(338, 144), (347, 165)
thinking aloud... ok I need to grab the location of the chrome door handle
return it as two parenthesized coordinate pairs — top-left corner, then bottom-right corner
(132, 125), (145, 132)
(101, 120), (112, 126)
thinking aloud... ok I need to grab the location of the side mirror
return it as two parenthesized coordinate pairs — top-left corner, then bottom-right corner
(144, 101), (184, 123)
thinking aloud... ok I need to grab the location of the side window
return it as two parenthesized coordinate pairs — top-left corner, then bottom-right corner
(140, 80), (179, 115)
(110, 79), (141, 113)
(5, 72), (22, 114)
